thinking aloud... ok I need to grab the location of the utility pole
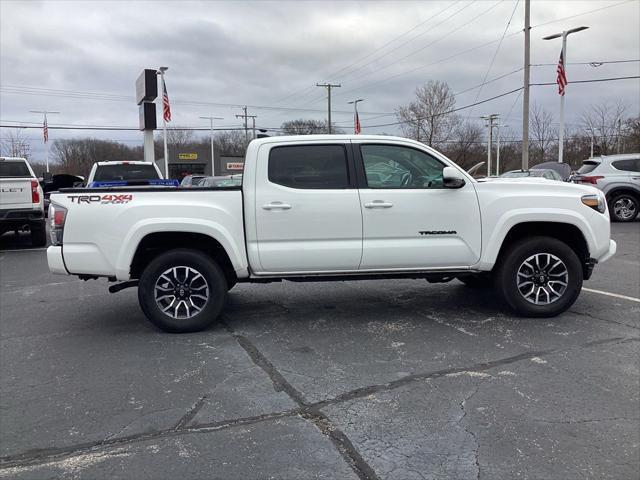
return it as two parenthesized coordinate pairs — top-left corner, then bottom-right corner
(316, 83), (341, 133)
(482, 114), (499, 176)
(236, 106), (257, 143)
(521, 0), (530, 170)
(200, 115), (223, 176)
(543, 26), (589, 163)
(30, 110), (59, 173)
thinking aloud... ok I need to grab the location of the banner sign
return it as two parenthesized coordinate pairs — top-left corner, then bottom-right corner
(178, 153), (198, 160)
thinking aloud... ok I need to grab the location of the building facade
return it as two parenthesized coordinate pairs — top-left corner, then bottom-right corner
(158, 145), (244, 179)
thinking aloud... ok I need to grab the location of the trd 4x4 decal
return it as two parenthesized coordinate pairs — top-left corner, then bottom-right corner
(67, 194), (133, 204)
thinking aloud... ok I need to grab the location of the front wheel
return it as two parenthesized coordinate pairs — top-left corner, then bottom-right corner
(608, 193), (639, 222)
(495, 237), (583, 317)
(138, 249), (227, 333)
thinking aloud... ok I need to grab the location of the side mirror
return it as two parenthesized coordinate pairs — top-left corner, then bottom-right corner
(442, 166), (466, 189)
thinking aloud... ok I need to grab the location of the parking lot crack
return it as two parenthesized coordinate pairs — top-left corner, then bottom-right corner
(173, 395), (208, 431)
(222, 319), (379, 480)
(459, 387), (481, 480)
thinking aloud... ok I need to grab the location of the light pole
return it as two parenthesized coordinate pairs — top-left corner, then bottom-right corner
(200, 115), (223, 176)
(347, 99), (364, 134)
(158, 66), (169, 177)
(543, 26), (589, 163)
(481, 114), (499, 176)
(30, 110), (59, 172)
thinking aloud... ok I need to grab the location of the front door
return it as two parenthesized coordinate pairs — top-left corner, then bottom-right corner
(356, 142), (481, 270)
(254, 142), (363, 273)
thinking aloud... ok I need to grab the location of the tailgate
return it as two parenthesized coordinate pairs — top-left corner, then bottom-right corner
(0, 178), (33, 210)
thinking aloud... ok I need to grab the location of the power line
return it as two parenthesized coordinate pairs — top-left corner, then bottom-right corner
(531, 59), (640, 67)
(530, 0), (635, 30)
(531, 75), (640, 86)
(466, 0), (520, 119)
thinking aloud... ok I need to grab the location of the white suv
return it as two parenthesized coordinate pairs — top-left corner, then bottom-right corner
(572, 154), (640, 222)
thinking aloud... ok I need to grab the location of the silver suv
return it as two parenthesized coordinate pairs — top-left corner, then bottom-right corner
(572, 154), (640, 222)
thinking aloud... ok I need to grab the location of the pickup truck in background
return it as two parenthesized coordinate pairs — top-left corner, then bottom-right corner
(46, 135), (616, 332)
(1, 157), (47, 246)
(86, 161), (164, 187)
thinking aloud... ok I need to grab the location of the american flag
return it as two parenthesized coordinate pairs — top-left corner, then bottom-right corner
(354, 109), (361, 134)
(162, 78), (172, 122)
(43, 115), (48, 143)
(556, 49), (568, 96)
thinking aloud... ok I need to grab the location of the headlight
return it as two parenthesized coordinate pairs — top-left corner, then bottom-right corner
(581, 194), (606, 214)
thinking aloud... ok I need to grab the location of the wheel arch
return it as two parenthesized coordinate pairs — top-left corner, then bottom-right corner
(128, 231), (238, 287)
(493, 222), (591, 279)
(605, 187), (640, 202)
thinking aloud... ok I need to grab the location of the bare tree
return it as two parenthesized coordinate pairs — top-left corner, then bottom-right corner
(213, 130), (249, 156)
(443, 120), (484, 169)
(53, 138), (141, 177)
(529, 103), (556, 163)
(581, 101), (626, 155)
(396, 80), (457, 148)
(1, 129), (31, 159)
(280, 119), (344, 135)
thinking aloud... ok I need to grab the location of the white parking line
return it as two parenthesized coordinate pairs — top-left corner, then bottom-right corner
(583, 287), (640, 303)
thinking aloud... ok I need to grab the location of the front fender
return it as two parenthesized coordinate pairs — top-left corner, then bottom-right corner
(474, 208), (599, 270)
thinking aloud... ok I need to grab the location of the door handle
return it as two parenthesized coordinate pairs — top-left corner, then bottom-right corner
(364, 201), (393, 209)
(262, 202), (292, 210)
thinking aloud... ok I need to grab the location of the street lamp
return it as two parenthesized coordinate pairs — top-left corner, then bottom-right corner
(200, 115), (223, 176)
(543, 26), (589, 163)
(347, 99), (364, 134)
(157, 66), (169, 178)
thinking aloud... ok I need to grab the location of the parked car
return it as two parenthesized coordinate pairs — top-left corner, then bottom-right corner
(47, 135), (615, 332)
(199, 175), (243, 187)
(571, 154), (640, 222)
(42, 174), (84, 216)
(180, 175), (206, 187)
(500, 169), (563, 181)
(87, 161), (163, 186)
(0, 157), (46, 246)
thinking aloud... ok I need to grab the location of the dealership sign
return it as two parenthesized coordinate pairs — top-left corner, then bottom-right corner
(178, 153), (198, 160)
(226, 162), (244, 171)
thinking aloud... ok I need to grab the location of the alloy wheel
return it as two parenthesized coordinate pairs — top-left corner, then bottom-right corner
(516, 253), (569, 305)
(154, 266), (210, 319)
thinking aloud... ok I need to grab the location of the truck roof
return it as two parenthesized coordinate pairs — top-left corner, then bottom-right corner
(250, 134), (425, 145)
(94, 161), (150, 166)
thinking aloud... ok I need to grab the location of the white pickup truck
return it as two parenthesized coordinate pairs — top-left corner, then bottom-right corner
(1, 157), (46, 246)
(47, 135), (616, 332)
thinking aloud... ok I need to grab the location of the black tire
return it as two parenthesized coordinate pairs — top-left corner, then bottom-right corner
(138, 249), (227, 333)
(608, 193), (639, 222)
(495, 236), (583, 317)
(457, 273), (492, 289)
(31, 222), (47, 247)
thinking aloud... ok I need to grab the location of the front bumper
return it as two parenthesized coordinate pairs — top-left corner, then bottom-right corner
(47, 246), (68, 275)
(598, 239), (617, 263)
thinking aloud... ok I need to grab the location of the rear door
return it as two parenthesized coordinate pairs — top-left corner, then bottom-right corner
(355, 142), (482, 270)
(254, 142), (363, 273)
(0, 159), (34, 210)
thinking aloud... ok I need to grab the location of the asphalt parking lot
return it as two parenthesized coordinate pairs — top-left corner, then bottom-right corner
(0, 222), (638, 479)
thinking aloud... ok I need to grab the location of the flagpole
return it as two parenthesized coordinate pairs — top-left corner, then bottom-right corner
(558, 33), (567, 164)
(543, 26), (589, 164)
(158, 67), (169, 178)
(44, 113), (49, 173)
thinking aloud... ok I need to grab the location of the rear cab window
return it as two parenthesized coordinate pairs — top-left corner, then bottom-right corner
(94, 164), (160, 181)
(0, 160), (32, 178)
(268, 145), (350, 189)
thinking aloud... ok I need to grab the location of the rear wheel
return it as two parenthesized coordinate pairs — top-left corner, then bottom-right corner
(138, 249), (227, 333)
(608, 193), (638, 222)
(31, 222), (47, 247)
(495, 236), (582, 317)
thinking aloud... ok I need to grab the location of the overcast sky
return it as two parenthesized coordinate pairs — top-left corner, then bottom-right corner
(1, 0), (639, 159)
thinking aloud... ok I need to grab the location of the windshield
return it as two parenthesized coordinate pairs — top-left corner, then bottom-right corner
(0, 161), (31, 178)
(94, 164), (159, 181)
(577, 161), (599, 174)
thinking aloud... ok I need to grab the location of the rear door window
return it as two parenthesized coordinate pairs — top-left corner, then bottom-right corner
(0, 161), (31, 178)
(612, 159), (640, 172)
(268, 145), (350, 189)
